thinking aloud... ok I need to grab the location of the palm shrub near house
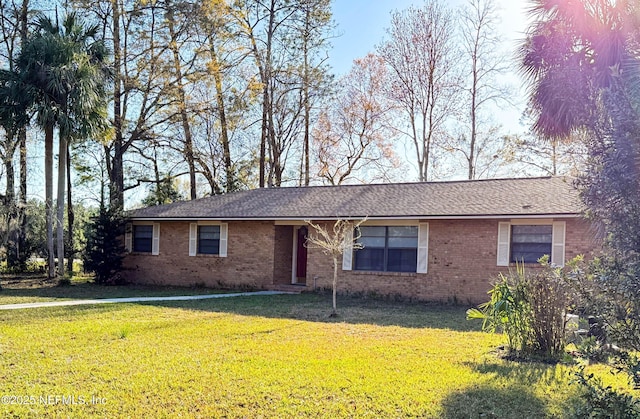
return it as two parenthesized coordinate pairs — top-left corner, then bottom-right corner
(83, 207), (126, 285)
(466, 269), (530, 353)
(467, 257), (577, 360)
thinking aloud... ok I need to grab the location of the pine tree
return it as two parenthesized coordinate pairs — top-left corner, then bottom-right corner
(83, 207), (126, 285)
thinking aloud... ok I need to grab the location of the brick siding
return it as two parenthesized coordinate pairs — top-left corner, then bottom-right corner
(122, 221), (276, 289)
(305, 218), (598, 304)
(122, 217), (598, 304)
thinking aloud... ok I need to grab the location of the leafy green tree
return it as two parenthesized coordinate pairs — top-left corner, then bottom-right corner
(141, 178), (184, 207)
(83, 206), (125, 285)
(521, 0), (640, 336)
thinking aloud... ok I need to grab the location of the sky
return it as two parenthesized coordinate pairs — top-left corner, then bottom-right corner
(328, 0), (532, 133)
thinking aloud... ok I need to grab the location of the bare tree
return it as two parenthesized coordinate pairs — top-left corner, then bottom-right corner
(450, 0), (511, 179)
(378, 0), (460, 182)
(312, 54), (399, 185)
(501, 130), (588, 177)
(305, 218), (365, 317)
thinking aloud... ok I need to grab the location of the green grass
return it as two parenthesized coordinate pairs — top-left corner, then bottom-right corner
(0, 291), (636, 418)
(0, 276), (226, 305)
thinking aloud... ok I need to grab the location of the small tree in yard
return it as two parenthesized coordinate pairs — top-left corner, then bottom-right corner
(83, 206), (126, 285)
(305, 219), (366, 317)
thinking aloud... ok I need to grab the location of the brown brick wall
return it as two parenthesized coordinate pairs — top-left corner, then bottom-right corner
(121, 221), (276, 288)
(305, 218), (599, 304)
(122, 217), (599, 304)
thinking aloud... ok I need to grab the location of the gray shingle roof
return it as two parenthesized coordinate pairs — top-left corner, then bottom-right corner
(129, 176), (583, 220)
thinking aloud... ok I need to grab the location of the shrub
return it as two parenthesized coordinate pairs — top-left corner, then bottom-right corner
(468, 257), (578, 360)
(576, 336), (609, 363)
(573, 367), (640, 418)
(467, 266), (531, 353)
(83, 207), (126, 285)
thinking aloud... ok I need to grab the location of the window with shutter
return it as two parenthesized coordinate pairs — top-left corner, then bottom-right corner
(353, 226), (418, 272)
(497, 221), (566, 267)
(188, 222), (228, 257)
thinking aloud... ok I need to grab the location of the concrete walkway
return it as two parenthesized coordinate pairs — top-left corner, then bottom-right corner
(0, 291), (289, 310)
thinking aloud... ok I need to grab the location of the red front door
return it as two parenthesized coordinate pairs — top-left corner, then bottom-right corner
(296, 226), (308, 282)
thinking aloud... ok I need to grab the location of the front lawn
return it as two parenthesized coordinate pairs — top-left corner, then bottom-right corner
(0, 291), (635, 417)
(0, 276), (226, 305)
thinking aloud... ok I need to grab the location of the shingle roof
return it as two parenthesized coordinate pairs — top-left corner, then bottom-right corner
(129, 176), (584, 220)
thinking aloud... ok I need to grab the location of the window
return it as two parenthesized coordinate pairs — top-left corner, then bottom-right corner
(510, 225), (552, 263)
(198, 225), (220, 255)
(354, 226), (418, 272)
(497, 221), (565, 267)
(133, 225), (153, 253)
(189, 222), (228, 257)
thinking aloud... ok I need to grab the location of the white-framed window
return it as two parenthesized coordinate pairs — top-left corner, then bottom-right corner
(189, 222), (228, 257)
(497, 220), (565, 267)
(343, 222), (429, 273)
(125, 222), (160, 255)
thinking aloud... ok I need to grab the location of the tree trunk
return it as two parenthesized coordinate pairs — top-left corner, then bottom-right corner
(18, 128), (27, 269)
(248, 0), (276, 188)
(17, 0), (29, 269)
(56, 132), (67, 278)
(45, 124), (55, 278)
(3, 134), (16, 266)
(109, 0), (125, 213)
(66, 143), (74, 275)
(302, 8), (311, 186)
(468, 33), (479, 180)
(209, 42), (234, 193)
(166, 1), (197, 200)
(331, 255), (338, 316)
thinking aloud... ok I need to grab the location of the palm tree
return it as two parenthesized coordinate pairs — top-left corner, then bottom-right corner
(519, 0), (638, 139)
(15, 12), (109, 278)
(520, 2), (640, 249)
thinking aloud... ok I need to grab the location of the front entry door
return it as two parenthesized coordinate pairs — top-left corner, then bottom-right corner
(295, 226), (308, 284)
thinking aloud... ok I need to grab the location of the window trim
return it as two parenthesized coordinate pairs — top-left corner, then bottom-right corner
(510, 224), (553, 264)
(197, 224), (221, 255)
(344, 223), (428, 273)
(189, 221), (228, 257)
(497, 220), (565, 267)
(125, 222), (160, 255)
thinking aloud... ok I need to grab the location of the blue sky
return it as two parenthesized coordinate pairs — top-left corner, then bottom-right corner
(328, 0), (531, 133)
(329, 0), (529, 76)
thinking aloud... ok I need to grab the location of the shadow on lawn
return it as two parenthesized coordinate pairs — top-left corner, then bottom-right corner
(470, 359), (567, 384)
(444, 360), (584, 418)
(441, 384), (549, 419)
(135, 293), (481, 331)
(0, 280), (226, 300)
(1, 281), (480, 331)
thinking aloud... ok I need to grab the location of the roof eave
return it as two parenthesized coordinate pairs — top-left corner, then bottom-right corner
(128, 213), (582, 222)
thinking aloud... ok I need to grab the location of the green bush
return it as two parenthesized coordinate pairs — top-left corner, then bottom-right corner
(468, 257), (578, 360)
(573, 367), (640, 418)
(576, 336), (609, 363)
(467, 266), (531, 353)
(83, 207), (126, 285)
